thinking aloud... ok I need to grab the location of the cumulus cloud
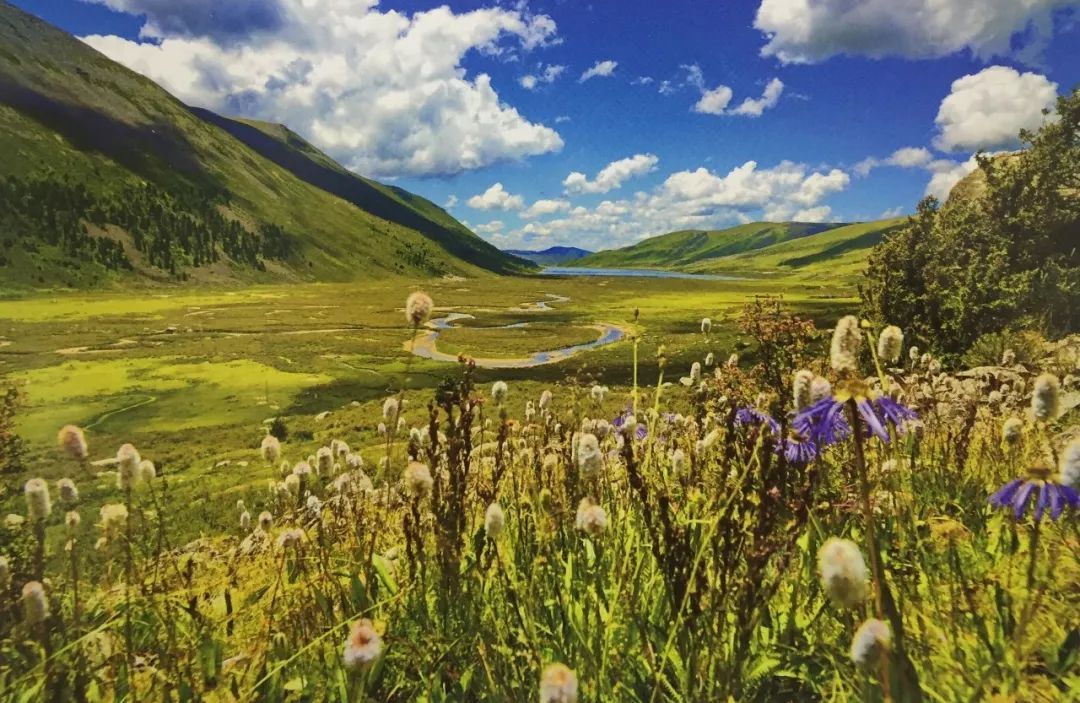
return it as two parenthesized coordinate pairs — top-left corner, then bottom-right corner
(754, 0), (1076, 64)
(934, 66), (1059, 152)
(693, 85), (734, 115)
(519, 63), (565, 90)
(82, 0), (563, 177)
(925, 155), (982, 200)
(499, 159), (852, 250)
(729, 78), (785, 117)
(467, 183), (525, 211)
(579, 59), (618, 82)
(563, 153), (660, 194)
(854, 146), (934, 176)
(473, 220), (505, 235)
(521, 198), (571, 219)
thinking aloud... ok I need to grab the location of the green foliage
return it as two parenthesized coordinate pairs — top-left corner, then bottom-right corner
(0, 387), (25, 499)
(861, 88), (1080, 358)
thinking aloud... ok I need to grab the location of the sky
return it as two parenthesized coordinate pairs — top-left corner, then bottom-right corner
(17, 0), (1080, 252)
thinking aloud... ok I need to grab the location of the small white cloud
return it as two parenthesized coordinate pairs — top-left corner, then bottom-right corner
(728, 78), (784, 117)
(880, 206), (904, 218)
(519, 63), (565, 90)
(693, 85), (733, 115)
(579, 59), (617, 82)
(791, 205), (833, 222)
(554, 115), (571, 123)
(855, 146), (934, 176)
(632, 76), (654, 85)
(563, 153), (659, 194)
(934, 66), (1058, 152)
(474, 220), (505, 235)
(521, 198), (571, 219)
(444, 195), (458, 208)
(466, 183), (525, 211)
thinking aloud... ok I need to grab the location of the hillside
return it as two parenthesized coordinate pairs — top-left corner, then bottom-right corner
(0, 2), (527, 290)
(503, 246), (592, 265)
(572, 222), (840, 269)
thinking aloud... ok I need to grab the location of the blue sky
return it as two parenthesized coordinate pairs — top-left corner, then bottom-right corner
(16, 0), (1080, 251)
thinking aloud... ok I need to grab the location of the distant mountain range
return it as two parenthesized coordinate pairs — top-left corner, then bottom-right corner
(570, 219), (907, 280)
(0, 2), (530, 290)
(502, 246), (593, 265)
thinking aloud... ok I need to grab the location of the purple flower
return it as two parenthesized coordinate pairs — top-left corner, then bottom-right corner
(776, 432), (817, 465)
(990, 475), (1079, 522)
(875, 396), (918, 432)
(793, 392), (916, 448)
(735, 407), (781, 436)
(612, 409), (647, 441)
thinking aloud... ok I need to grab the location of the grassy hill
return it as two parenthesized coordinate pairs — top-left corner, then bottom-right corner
(572, 222), (840, 269)
(0, 2), (527, 291)
(503, 246), (592, 265)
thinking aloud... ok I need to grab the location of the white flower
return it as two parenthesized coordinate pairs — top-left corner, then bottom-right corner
(1031, 373), (1060, 421)
(57, 478), (78, 505)
(830, 315), (862, 373)
(405, 291), (433, 326)
(700, 317), (712, 334)
(876, 325), (903, 364)
(240, 511), (251, 531)
(57, 425), (88, 460)
(1002, 417), (1023, 445)
(539, 390), (553, 410)
(850, 618), (891, 671)
(138, 459), (156, 482)
(260, 435), (281, 464)
(540, 662), (578, 703)
(809, 376), (832, 404)
(590, 385), (608, 403)
(576, 433), (602, 479)
(382, 397), (399, 421)
(792, 369), (814, 410)
(817, 537), (868, 609)
(404, 461), (434, 498)
(258, 511), (273, 531)
(1060, 437), (1080, 489)
(116, 443), (141, 490)
(485, 502), (505, 538)
(21, 581), (49, 625)
(343, 619), (383, 671)
(316, 446), (334, 474)
(491, 381), (509, 404)
(671, 448), (686, 474)
(24, 478), (51, 521)
(575, 498), (607, 537)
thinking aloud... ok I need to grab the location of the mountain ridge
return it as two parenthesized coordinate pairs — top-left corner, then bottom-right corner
(503, 246), (592, 265)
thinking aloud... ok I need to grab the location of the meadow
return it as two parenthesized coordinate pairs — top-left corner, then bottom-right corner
(1, 271), (1078, 701)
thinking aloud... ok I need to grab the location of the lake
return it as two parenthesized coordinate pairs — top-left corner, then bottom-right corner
(540, 266), (740, 280)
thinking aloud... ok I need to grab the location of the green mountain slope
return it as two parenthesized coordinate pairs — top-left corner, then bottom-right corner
(573, 222), (841, 269)
(0, 2), (527, 291)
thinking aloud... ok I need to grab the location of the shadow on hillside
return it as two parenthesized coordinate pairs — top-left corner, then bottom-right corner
(781, 224), (904, 268)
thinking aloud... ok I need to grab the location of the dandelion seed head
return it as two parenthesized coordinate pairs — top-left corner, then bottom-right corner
(817, 537), (868, 609)
(57, 425), (88, 460)
(1031, 373), (1060, 421)
(343, 619), (383, 671)
(260, 435), (281, 464)
(850, 618), (891, 671)
(21, 581), (48, 625)
(57, 478), (78, 505)
(485, 502), (505, 538)
(877, 325), (903, 364)
(404, 461), (434, 498)
(405, 291), (433, 326)
(24, 478), (51, 521)
(830, 315), (861, 373)
(540, 662), (578, 703)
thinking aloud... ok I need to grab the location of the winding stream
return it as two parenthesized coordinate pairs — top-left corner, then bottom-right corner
(407, 294), (626, 369)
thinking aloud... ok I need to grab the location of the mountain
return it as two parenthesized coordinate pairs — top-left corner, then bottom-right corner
(503, 246), (593, 265)
(572, 222), (841, 269)
(0, 2), (529, 290)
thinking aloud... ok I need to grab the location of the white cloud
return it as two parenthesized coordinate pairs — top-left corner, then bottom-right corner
(521, 198), (571, 219)
(729, 78), (785, 117)
(466, 183), (525, 211)
(880, 206), (905, 218)
(474, 220), (505, 235)
(693, 85), (734, 115)
(519, 63), (565, 90)
(632, 76), (654, 85)
(792, 205), (833, 222)
(934, 66), (1058, 152)
(563, 153), (660, 194)
(554, 115), (571, 123)
(754, 0), (1076, 64)
(82, 0), (563, 177)
(579, 59), (617, 82)
(444, 195), (458, 208)
(854, 146), (934, 176)
(925, 155), (981, 200)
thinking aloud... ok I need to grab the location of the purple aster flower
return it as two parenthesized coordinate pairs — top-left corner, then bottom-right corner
(793, 387), (915, 448)
(989, 471), (1079, 522)
(776, 431), (817, 465)
(735, 407), (781, 436)
(874, 396), (918, 432)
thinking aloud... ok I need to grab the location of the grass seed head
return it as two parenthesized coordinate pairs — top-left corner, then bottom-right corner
(877, 325), (903, 364)
(830, 315), (862, 373)
(57, 477), (78, 505)
(24, 478), (51, 521)
(405, 461), (434, 498)
(1031, 373), (1060, 421)
(21, 581), (49, 625)
(116, 444), (141, 490)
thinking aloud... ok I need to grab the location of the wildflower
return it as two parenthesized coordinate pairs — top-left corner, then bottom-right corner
(22, 581), (49, 625)
(539, 390), (553, 410)
(1031, 373), (1060, 421)
(404, 461), (434, 498)
(65, 510), (81, 531)
(1001, 348), (1016, 366)
(97, 503), (128, 539)
(809, 376), (832, 404)
(792, 369), (814, 410)
(876, 325), (903, 364)
(284, 474), (301, 495)
(317, 446), (334, 474)
(794, 379), (916, 447)
(382, 397), (399, 421)
(261, 435), (281, 464)
(334, 440), (350, 458)
(908, 345), (919, 363)
(850, 619), (891, 671)
(116, 443), (141, 490)
(830, 315), (862, 373)
(575, 498), (607, 537)
(485, 502), (505, 538)
(989, 466), (1079, 522)
(24, 478), (51, 521)
(57, 425), (88, 460)
(1061, 438), (1080, 489)
(540, 663), (578, 703)
(590, 385), (608, 403)
(138, 459), (156, 482)
(576, 433), (603, 479)
(920, 352), (932, 367)
(701, 317), (712, 334)
(735, 407), (780, 435)
(258, 511), (273, 531)
(492, 381), (509, 404)
(817, 537), (868, 609)
(57, 478), (78, 505)
(705, 352), (715, 367)
(343, 619), (383, 672)
(928, 359), (942, 375)
(1002, 417), (1023, 445)
(671, 448), (686, 474)
(405, 291), (433, 326)
(0, 556), (9, 589)
(525, 401), (536, 422)
(306, 494), (322, 516)
(726, 353), (739, 368)
(277, 528), (305, 550)
(687, 362), (703, 385)
(777, 431), (817, 465)
(240, 511), (251, 531)
(377, 422), (388, 437)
